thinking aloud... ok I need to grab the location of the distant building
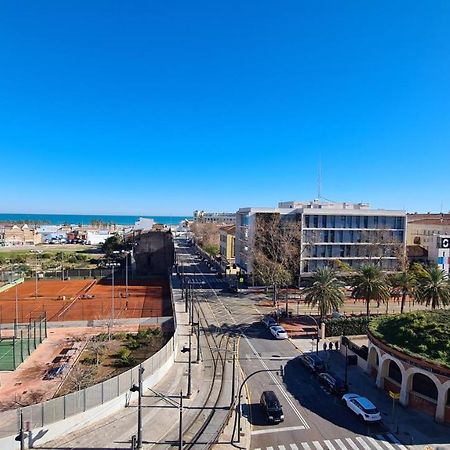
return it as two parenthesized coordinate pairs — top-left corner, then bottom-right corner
(0, 224), (40, 246)
(426, 235), (450, 274)
(86, 230), (114, 245)
(236, 199), (406, 279)
(407, 213), (450, 248)
(193, 210), (235, 224)
(134, 217), (155, 231)
(219, 225), (237, 274)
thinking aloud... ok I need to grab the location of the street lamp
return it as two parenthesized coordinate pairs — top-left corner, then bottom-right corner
(302, 314), (320, 354)
(130, 365), (144, 450)
(105, 261), (120, 325)
(31, 250), (42, 301)
(232, 366), (284, 443)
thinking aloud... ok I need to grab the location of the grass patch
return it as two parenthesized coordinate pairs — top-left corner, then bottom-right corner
(369, 310), (450, 368)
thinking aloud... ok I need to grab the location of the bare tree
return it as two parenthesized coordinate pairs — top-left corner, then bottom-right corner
(66, 364), (97, 391)
(190, 222), (220, 255)
(252, 214), (301, 305)
(88, 339), (107, 366)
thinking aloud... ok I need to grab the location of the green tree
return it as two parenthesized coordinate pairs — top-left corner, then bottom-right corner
(303, 268), (346, 320)
(390, 270), (416, 314)
(414, 265), (450, 310)
(101, 235), (122, 256)
(350, 265), (390, 317)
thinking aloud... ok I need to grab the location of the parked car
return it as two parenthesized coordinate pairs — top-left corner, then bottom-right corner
(261, 316), (278, 328)
(269, 325), (288, 340)
(318, 372), (348, 395)
(298, 354), (326, 373)
(342, 393), (381, 422)
(260, 390), (284, 424)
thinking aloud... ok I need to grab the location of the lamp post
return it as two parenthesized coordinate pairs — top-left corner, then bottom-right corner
(232, 366), (284, 443)
(105, 261), (120, 325)
(302, 314), (320, 354)
(31, 250), (42, 302)
(130, 365), (144, 450)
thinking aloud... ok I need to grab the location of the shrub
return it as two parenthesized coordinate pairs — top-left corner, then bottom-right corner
(324, 316), (371, 337)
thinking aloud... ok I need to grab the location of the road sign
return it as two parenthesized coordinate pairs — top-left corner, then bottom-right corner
(389, 391), (400, 400)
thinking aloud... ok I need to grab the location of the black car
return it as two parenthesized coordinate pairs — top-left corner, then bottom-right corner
(299, 354), (326, 374)
(318, 372), (348, 395)
(260, 390), (284, 424)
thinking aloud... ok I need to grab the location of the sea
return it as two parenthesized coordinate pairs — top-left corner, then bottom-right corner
(0, 213), (191, 226)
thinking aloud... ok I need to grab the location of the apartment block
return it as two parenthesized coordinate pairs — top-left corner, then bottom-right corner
(235, 199), (406, 279)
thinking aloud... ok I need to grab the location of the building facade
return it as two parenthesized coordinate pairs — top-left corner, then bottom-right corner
(0, 224), (40, 246)
(235, 200), (406, 279)
(219, 225), (237, 274)
(193, 210), (235, 224)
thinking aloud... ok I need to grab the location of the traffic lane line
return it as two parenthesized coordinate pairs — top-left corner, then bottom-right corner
(251, 425), (307, 435)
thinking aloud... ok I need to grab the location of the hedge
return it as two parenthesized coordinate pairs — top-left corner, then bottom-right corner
(323, 316), (371, 337)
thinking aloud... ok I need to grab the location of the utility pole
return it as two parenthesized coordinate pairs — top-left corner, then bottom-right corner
(178, 391), (183, 450)
(130, 365), (144, 449)
(187, 332), (192, 398)
(196, 320), (201, 363)
(231, 338), (236, 406)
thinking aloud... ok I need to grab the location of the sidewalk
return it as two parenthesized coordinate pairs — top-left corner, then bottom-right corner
(288, 337), (450, 450)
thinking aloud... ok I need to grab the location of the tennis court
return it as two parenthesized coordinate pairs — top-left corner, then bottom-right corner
(0, 278), (170, 323)
(0, 314), (47, 370)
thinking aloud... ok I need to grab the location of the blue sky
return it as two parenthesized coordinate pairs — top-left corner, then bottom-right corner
(1, 1), (449, 215)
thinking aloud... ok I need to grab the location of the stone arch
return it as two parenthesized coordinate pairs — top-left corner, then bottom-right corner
(367, 344), (380, 377)
(377, 355), (405, 390)
(405, 369), (440, 400)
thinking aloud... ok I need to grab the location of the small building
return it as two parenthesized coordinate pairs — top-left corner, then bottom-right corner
(86, 230), (113, 245)
(134, 217), (155, 231)
(0, 224), (40, 246)
(427, 235), (450, 274)
(219, 225), (237, 274)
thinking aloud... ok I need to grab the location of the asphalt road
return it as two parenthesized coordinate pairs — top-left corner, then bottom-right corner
(174, 239), (410, 450)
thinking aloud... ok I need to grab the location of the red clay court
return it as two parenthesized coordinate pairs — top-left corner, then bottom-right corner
(0, 278), (170, 323)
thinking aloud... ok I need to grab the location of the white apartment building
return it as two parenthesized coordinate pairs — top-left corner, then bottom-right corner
(193, 210), (235, 224)
(235, 199), (406, 279)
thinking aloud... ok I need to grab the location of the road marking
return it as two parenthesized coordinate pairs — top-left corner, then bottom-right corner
(345, 438), (361, 450)
(385, 434), (408, 450)
(324, 440), (337, 450)
(245, 336), (310, 429)
(301, 443), (312, 450)
(312, 441), (324, 450)
(267, 446), (274, 450)
(356, 437), (371, 450)
(375, 436), (396, 450)
(290, 444), (299, 450)
(251, 425), (306, 435)
(334, 439), (348, 450)
(279, 445), (286, 450)
(366, 437), (384, 450)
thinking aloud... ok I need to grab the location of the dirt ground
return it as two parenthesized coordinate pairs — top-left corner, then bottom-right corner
(0, 278), (169, 323)
(0, 324), (151, 411)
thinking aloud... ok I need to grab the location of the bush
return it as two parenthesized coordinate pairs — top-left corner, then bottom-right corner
(115, 348), (136, 367)
(324, 316), (371, 337)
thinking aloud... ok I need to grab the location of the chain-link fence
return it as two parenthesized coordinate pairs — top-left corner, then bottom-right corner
(0, 272), (178, 439)
(0, 334), (175, 437)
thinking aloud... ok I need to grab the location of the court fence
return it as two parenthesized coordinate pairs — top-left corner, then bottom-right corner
(0, 273), (177, 448)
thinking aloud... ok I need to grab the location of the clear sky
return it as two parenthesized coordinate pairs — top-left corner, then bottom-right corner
(1, 1), (449, 215)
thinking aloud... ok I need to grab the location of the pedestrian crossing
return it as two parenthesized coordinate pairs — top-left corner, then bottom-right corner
(253, 434), (408, 450)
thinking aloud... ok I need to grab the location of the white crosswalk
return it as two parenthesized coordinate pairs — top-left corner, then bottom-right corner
(253, 434), (408, 450)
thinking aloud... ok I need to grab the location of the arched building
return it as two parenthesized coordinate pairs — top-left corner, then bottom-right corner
(367, 331), (450, 424)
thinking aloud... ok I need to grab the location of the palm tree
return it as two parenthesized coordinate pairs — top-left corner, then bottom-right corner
(414, 265), (450, 309)
(303, 267), (346, 320)
(350, 264), (390, 317)
(390, 270), (416, 314)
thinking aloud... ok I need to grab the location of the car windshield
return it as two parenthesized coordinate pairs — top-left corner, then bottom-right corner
(362, 406), (378, 414)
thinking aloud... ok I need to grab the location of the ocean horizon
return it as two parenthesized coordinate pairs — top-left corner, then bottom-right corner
(0, 213), (191, 226)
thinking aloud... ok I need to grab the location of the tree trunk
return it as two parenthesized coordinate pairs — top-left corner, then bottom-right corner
(366, 297), (370, 317)
(400, 290), (407, 314)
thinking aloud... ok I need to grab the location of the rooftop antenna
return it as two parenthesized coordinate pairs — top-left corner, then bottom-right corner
(317, 159), (322, 200)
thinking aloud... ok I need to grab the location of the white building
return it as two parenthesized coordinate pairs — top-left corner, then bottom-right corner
(235, 199), (406, 279)
(134, 217), (155, 231)
(86, 230), (114, 245)
(193, 210), (235, 224)
(427, 235), (450, 274)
